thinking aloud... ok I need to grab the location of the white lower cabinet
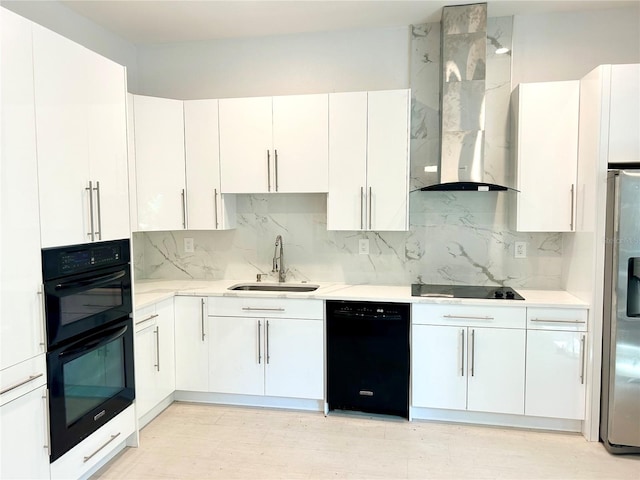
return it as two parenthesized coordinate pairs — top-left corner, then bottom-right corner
(134, 298), (175, 424)
(412, 305), (526, 415)
(174, 297), (209, 392)
(525, 308), (588, 419)
(208, 297), (324, 400)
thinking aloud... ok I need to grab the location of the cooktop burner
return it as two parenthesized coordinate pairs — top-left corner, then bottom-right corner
(411, 284), (525, 300)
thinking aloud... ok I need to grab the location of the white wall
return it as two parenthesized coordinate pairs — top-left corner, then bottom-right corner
(512, 6), (640, 87)
(135, 26), (410, 99)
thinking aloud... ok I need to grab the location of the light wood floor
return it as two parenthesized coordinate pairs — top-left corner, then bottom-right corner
(93, 402), (639, 479)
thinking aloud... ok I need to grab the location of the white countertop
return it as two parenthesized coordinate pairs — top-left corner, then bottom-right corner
(133, 279), (589, 310)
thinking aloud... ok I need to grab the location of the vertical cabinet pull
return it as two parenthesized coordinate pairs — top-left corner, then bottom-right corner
(266, 320), (270, 364)
(579, 334), (586, 384)
(460, 329), (465, 377)
(181, 189), (187, 229)
(154, 327), (160, 371)
(94, 181), (102, 240)
(37, 286), (46, 349)
(214, 188), (219, 229)
(570, 184), (575, 231)
(43, 389), (51, 455)
(267, 150), (271, 192)
(470, 329), (476, 377)
(86, 181), (95, 240)
(257, 320), (262, 364)
(274, 150), (279, 192)
(200, 298), (206, 342)
(360, 187), (365, 230)
(368, 186), (372, 230)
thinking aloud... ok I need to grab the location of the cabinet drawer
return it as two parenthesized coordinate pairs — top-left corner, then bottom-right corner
(134, 304), (158, 332)
(0, 354), (46, 407)
(50, 405), (135, 480)
(209, 297), (323, 319)
(527, 308), (588, 331)
(413, 304), (526, 329)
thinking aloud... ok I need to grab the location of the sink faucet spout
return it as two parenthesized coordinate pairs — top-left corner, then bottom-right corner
(272, 235), (285, 283)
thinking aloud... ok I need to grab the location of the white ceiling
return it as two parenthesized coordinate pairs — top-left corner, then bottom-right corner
(50, 0), (639, 45)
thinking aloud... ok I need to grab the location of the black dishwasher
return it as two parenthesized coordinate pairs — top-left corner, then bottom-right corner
(326, 300), (410, 419)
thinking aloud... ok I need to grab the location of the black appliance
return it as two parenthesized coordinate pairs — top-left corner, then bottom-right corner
(326, 301), (410, 419)
(411, 284), (525, 300)
(43, 239), (134, 462)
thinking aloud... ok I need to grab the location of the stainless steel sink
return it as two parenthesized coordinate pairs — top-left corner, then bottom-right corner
(227, 282), (319, 292)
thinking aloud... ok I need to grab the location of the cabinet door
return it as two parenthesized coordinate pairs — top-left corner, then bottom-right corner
(1, 9), (45, 370)
(0, 385), (50, 480)
(174, 297), (209, 392)
(134, 322), (157, 421)
(219, 96), (272, 193)
(133, 95), (186, 231)
(264, 318), (323, 399)
(608, 64), (640, 164)
(526, 330), (586, 419)
(327, 92), (368, 230)
(86, 51), (130, 241)
(272, 94), (328, 193)
(513, 81), (579, 232)
(209, 316), (264, 396)
(366, 89), (410, 231)
(155, 298), (175, 401)
(467, 327), (525, 415)
(412, 325), (467, 410)
(32, 24), (91, 247)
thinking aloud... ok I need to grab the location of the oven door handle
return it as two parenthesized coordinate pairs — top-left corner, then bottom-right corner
(60, 324), (128, 359)
(54, 270), (127, 292)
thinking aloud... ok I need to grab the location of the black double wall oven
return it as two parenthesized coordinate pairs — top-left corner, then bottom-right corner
(43, 239), (134, 462)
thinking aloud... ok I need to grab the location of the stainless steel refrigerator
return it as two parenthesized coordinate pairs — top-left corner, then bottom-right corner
(601, 169), (640, 454)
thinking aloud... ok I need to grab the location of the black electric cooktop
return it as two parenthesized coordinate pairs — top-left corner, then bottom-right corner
(411, 284), (525, 300)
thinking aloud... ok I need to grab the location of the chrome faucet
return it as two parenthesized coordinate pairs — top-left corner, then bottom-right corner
(272, 235), (285, 283)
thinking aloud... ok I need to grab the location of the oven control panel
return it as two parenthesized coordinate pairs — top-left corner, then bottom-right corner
(42, 239), (130, 280)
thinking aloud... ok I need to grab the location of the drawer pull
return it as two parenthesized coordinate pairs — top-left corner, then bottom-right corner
(83, 432), (121, 463)
(443, 314), (494, 321)
(530, 318), (585, 324)
(0, 373), (44, 395)
(135, 313), (158, 326)
(242, 307), (285, 312)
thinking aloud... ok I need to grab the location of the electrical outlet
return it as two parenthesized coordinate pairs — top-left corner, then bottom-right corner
(514, 241), (527, 258)
(184, 237), (194, 253)
(358, 239), (370, 255)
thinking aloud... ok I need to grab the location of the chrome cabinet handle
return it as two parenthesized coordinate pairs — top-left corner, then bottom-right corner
(580, 334), (586, 385)
(135, 313), (158, 326)
(0, 373), (44, 395)
(470, 329), (476, 377)
(360, 187), (364, 230)
(460, 329), (465, 377)
(43, 389), (50, 455)
(86, 181), (95, 240)
(214, 188), (219, 229)
(530, 318), (585, 324)
(266, 320), (270, 364)
(83, 432), (121, 463)
(257, 320), (262, 364)
(368, 186), (372, 230)
(154, 327), (160, 371)
(570, 184), (575, 231)
(37, 286), (46, 349)
(443, 314), (494, 321)
(267, 150), (271, 192)
(94, 181), (102, 240)
(274, 149), (279, 192)
(242, 307), (285, 312)
(181, 189), (187, 229)
(201, 298), (206, 342)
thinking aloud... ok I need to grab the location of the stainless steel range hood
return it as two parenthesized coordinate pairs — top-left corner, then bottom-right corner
(420, 2), (513, 192)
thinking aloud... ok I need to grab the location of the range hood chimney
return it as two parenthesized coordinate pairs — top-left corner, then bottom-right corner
(420, 2), (512, 192)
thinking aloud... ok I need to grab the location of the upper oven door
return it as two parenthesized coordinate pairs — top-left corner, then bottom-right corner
(44, 263), (132, 347)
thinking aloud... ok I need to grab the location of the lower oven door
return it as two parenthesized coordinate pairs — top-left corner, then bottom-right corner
(47, 317), (135, 462)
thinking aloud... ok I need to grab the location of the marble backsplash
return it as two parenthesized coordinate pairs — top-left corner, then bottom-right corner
(133, 16), (563, 289)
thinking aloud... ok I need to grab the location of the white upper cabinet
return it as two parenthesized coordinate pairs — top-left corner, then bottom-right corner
(219, 94), (329, 194)
(32, 24), (129, 247)
(328, 89), (410, 231)
(184, 99), (236, 230)
(511, 81), (579, 232)
(132, 94), (186, 231)
(0, 7), (45, 371)
(608, 64), (640, 164)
